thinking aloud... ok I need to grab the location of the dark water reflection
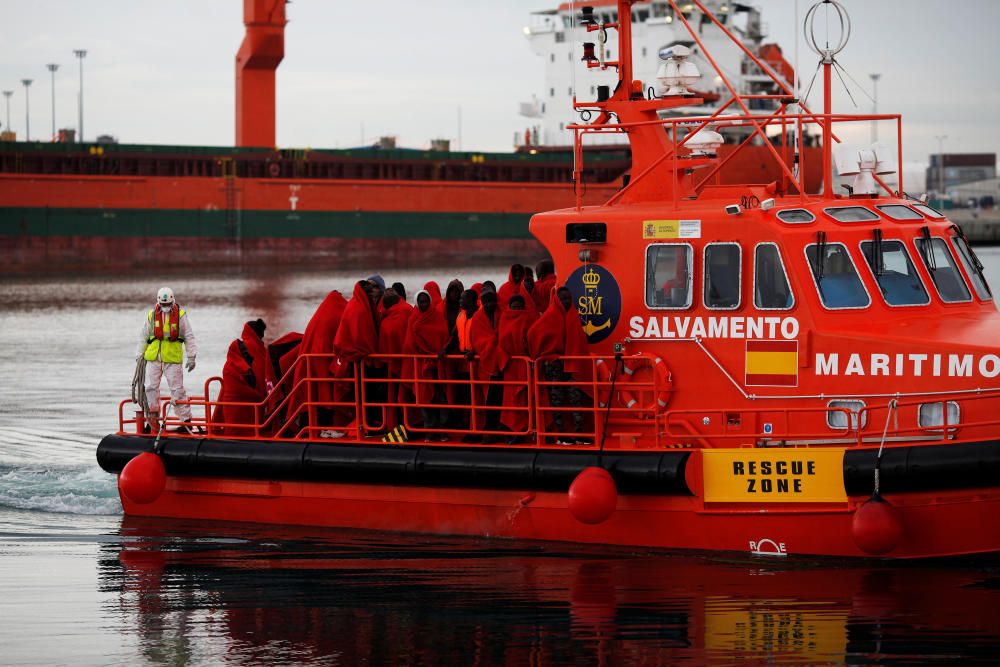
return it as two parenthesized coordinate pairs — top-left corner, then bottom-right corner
(103, 518), (1000, 666)
(3, 253), (1000, 664)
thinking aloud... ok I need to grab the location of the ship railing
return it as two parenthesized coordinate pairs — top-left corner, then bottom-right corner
(533, 354), (662, 445)
(659, 406), (856, 448)
(656, 388), (1000, 450)
(857, 389), (1000, 448)
(357, 354), (537, 440)
(117, 352), (667, 448)
(568, 106), (904, 209)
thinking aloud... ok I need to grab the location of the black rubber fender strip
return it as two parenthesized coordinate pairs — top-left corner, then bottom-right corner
(843, 439), (1000, 495)
(96, 434), (692, 495)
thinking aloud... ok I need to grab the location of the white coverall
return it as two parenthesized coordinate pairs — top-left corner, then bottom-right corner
(136, 306), (197, 421)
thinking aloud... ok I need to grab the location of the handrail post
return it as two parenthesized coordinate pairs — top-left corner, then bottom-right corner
(355, 361), (365, 434)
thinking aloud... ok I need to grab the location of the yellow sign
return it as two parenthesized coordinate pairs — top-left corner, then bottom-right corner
(704, 597), (848, 657)
(642, 219), (701, 239)
(702, 449), (847, 503)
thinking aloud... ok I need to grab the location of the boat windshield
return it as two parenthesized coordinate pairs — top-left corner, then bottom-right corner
(915, 237), (972, 303)
(704, 243), (741, 310)
(754, 243), (794, 309)
(805, 242), (870, 309)
(646, 244), (692, 309)
(860, 240), (930, 306)
(951, 235), (993, 300)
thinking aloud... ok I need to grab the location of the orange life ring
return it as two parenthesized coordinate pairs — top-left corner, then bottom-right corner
(595, 356), (673, 413)
(268, 162), (280, 177)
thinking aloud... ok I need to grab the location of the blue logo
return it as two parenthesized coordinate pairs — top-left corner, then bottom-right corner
(566, 264), (622, 344)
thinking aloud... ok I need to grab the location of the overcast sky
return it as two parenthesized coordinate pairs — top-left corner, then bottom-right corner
(1, 0), (997, 165)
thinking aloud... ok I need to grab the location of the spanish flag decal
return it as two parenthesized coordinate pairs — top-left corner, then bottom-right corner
(382, 425), (410, 444)
(745, 340), (798, 387)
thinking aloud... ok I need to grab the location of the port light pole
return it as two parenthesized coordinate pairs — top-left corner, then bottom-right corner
(2, 91), (12, 136)
(47, 64), (59, 140)
(934, 134), (948, 200)
(869, 73), (880, 144)
(74, 49), (87, 142)
(21, 79), (33, 141)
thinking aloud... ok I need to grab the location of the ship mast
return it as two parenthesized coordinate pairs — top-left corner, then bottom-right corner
(804, 1), (850, 199)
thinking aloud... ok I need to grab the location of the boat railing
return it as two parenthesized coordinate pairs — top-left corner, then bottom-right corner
(857, 390), (1000, 447)
(568, 0), (905, 207)
(117, 354), (1000, 451)
(657, 388), (1000, 449)
(117, 351), (669, 448)
(659, 406), (856, 448)
(569, 108), (904, 209)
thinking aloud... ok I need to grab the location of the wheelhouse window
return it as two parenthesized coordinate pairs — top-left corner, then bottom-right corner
(805, 242), (871, 309)
(914, 236), (971, 303)
(876, 204), (923, 221)
(913, 204), (945, 219)
(825, 206), (880, 223)
(646, 244), (692, 309)
(754, 243), (794, 310)
(703, 243), (741, 310)
(776, 209), (815, 224)
(951, 235), (992, 300)
(860, 240), (930, 306)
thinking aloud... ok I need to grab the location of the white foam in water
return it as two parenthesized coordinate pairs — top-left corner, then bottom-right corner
(0, 463), (122, 516)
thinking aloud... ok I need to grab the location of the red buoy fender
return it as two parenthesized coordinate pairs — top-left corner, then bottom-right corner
(851, 493), (903, 556)
(118, 452), (166, 505)
(568, 466), (618, 525)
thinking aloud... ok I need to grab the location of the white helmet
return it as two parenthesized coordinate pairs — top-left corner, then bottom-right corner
(157, 286), (175, 307)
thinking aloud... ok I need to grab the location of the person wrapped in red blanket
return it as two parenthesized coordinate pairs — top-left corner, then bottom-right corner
(241, 319), (271, 392)
(377, 288), (413, 430)
(466, 289), (506, 442)
(498, 293), (536, 443)
(497, 264), (525, 311)
(423, 281), (443, 306)
(331, 280), (379, 433)
(289, 290), (347, 431)
(212, 338), (266, 436)
(403, 290), (451, 441)
(527, 287), (591, 444)
(533, 260), (557, 313)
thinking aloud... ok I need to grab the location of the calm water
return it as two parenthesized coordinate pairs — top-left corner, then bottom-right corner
(1, 253), (1000, 665)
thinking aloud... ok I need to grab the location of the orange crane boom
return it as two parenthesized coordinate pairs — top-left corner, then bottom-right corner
(235, 0), (286, 147)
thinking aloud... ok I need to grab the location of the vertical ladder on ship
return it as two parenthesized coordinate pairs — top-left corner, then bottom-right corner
(219, 157), (241, 260)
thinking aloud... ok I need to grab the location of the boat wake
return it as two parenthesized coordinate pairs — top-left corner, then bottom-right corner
(0, 428), (121, 516)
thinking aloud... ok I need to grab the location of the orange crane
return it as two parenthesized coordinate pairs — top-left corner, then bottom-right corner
(235, 0), (286, 147)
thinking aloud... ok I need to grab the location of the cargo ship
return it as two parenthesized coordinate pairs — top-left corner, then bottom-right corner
(0, 0), (820, 272)
(98, 0), (1000, 558)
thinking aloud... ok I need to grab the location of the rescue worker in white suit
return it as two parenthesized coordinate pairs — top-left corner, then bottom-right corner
(136, 287), (199, 433)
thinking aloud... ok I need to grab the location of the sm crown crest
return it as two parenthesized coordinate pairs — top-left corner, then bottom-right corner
(582, 268), (601, 288)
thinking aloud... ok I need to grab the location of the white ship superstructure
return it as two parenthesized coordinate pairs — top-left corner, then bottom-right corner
(519, 1), (795, 147)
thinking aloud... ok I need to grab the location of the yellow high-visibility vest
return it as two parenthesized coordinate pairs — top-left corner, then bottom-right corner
(144, 308), (186, 364)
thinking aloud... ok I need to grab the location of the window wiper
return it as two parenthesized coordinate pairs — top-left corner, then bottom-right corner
(920, 226), (937, 271)
(873, 229), (885, 276)
(815, 231), (827, 279)
(950, 223), (985, 272)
